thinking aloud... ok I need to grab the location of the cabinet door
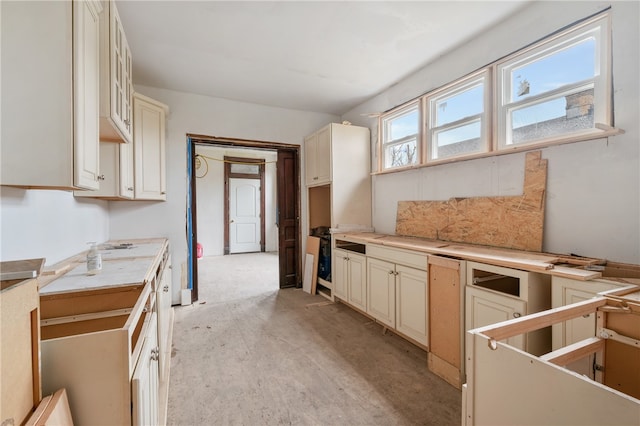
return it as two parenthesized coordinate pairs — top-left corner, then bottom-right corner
(134, 94), (167, 200)
(315, 125), (331, 184)
(395, 265), (428, 345)
(347, 253), (367, 312)
(304, 133), (318, 186)
(333, 249), (348, 300)
(109, 1), (133, 142)
(157, 257), (172, 382)
(73, 0), (101, 190)
(132, 313), (159, 426)
(466, 286), (525, 350)
(367, 258), (395, 328)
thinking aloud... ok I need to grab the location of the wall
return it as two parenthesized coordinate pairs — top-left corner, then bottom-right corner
(108, 85), (338, 303)
(342, 1), (640, 264)
(0, 188), (109, 265)
(195, 145), (278, 256)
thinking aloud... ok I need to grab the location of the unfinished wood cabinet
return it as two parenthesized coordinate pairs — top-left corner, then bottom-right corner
(466, 261), (551, 355)
(1, 0), (101, 190)
(1, 263), (43, 426)
(464, 289), (640, 425)
(38, 239), (172, 426)
(428, 256), (466, 389)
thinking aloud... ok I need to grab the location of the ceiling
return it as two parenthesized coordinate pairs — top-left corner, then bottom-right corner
(116, 1), (531, 116)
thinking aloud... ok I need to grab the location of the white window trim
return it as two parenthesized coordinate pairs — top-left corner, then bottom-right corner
(426, 69), (491, 163)
(379, 101), (421, 170)
(496, 12), (611, 150)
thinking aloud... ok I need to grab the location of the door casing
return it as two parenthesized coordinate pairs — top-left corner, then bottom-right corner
(188, 134), (301, 302)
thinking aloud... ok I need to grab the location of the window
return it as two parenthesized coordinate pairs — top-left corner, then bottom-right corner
(380, 102), (420, 169)
(427, 71), (490, 161)
(497, 14), (610, 148)
(377, 10), (612, 172)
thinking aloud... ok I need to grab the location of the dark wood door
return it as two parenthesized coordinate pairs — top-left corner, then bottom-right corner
(277, 150), (300, 288)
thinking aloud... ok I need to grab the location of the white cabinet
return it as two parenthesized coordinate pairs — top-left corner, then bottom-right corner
(306, 123), (371, 231)
(133, 93), (169, 200)
(99, 0), (133, 143)
(366, 245), (428, 346)
(367, 258), (396, 328)
(304, 126), (331, 186)
(157, 256), (173, 383)
(1, 0), (101, 190)
(132, 312), (159, 426)
(333, 248), (366, 312)
(75, 141), (135, 199)
(465, 261), (551, 355)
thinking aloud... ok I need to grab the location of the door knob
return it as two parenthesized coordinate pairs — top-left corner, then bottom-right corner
(230, 220), (235, 223)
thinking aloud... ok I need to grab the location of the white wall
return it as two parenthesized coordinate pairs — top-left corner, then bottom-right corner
(195, 145), (278, 256)
(108, 85), (338, 303)
(342, 1), (640, 264)
(0, 188), (109, 265)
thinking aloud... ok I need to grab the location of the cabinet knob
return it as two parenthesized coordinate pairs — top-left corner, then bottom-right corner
(313, 177), (318, 180)
(127, 187), (134, 191)
(513, 312), (521, 318)
(97, 174), (105, 181)
(388, 270), (394, 275)
(163, 285), (169, 292)
(124, 119), (131, 127)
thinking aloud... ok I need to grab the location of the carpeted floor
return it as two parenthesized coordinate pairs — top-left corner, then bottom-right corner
(167, 252), (461, 425)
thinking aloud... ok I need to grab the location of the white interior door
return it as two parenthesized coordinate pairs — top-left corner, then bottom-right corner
(229, 178), (261, 253)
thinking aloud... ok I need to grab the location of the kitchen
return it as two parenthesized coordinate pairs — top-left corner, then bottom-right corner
(1, 1), (639, 425)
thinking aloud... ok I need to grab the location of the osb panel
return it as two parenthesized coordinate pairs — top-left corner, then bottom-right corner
(396, 151), (547, 251)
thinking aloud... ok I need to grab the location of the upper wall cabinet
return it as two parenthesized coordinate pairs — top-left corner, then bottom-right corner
(74, 141), (135, 200)
(0, 0), (102, 190)
(99, 0), (133, 143)
(304, 126), (331, 186)
(133, 93), (169, 201)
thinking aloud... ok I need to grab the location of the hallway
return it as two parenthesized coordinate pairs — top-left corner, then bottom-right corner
(167, 253), (461, 425)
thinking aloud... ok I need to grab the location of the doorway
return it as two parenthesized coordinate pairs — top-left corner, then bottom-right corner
(224, 156), (266, 254)
(188, 135), (301, 303)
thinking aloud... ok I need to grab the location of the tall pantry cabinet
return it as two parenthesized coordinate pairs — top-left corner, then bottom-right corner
(1, 0), (102, 190)
(305, 123), (371, 297)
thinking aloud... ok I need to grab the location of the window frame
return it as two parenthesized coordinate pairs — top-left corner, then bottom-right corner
(496, 13), (611, 150)
(379, 100), (421, 171)
(425, 69), (491, 163)
(376, 10), (614, 174)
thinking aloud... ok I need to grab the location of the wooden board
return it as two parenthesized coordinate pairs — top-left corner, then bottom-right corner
(25, 388), (73, 426)
(396, 151), (547, 252)
(305, 237), (321, 295)
(302, 254), (313, 294)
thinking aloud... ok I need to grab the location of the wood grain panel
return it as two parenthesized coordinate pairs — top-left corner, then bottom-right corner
(396, 151), (547, 251)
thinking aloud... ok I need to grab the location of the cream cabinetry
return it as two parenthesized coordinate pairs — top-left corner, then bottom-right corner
(304, 126), (331, 186)
(306, 123), (371, 231)
(465, 261), (551, 355)
(38, 240), (172, 426)
(133, 93), (169, 200)
(1, 0), (101, 190)
(75, 141), (135, 199)
(99, 0), (133, 143)
(366, 245), (428, 346)
(333, 248), (367, 312)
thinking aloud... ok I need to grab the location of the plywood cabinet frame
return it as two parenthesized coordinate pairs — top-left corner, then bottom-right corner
(464, 290), (640, 425)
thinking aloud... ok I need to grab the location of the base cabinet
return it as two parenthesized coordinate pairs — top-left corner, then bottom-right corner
(465, 261), (551, 356)
(428, 256), (466, 389)
(132, 312), (159, 426)
(366, 246), (428, 346)
(333, 248), (366, 312)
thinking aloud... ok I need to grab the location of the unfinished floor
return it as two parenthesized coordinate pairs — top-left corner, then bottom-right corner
(167, 252), (462, 425)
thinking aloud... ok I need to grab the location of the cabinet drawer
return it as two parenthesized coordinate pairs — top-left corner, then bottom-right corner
(367, 244), (427, 270)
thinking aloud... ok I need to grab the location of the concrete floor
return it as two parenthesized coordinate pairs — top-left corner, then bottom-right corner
(167, 252), (462, 425)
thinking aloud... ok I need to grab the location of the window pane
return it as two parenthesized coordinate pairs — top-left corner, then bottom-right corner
(511, 38), (595, 101)
(432, 121), (481, 159)
(434, 84), (483, 126)
(231, 163), (260, 174)
(511, 87), (594, 144)
(386, 108), (419, 141)
(384, 139), (417, 168)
